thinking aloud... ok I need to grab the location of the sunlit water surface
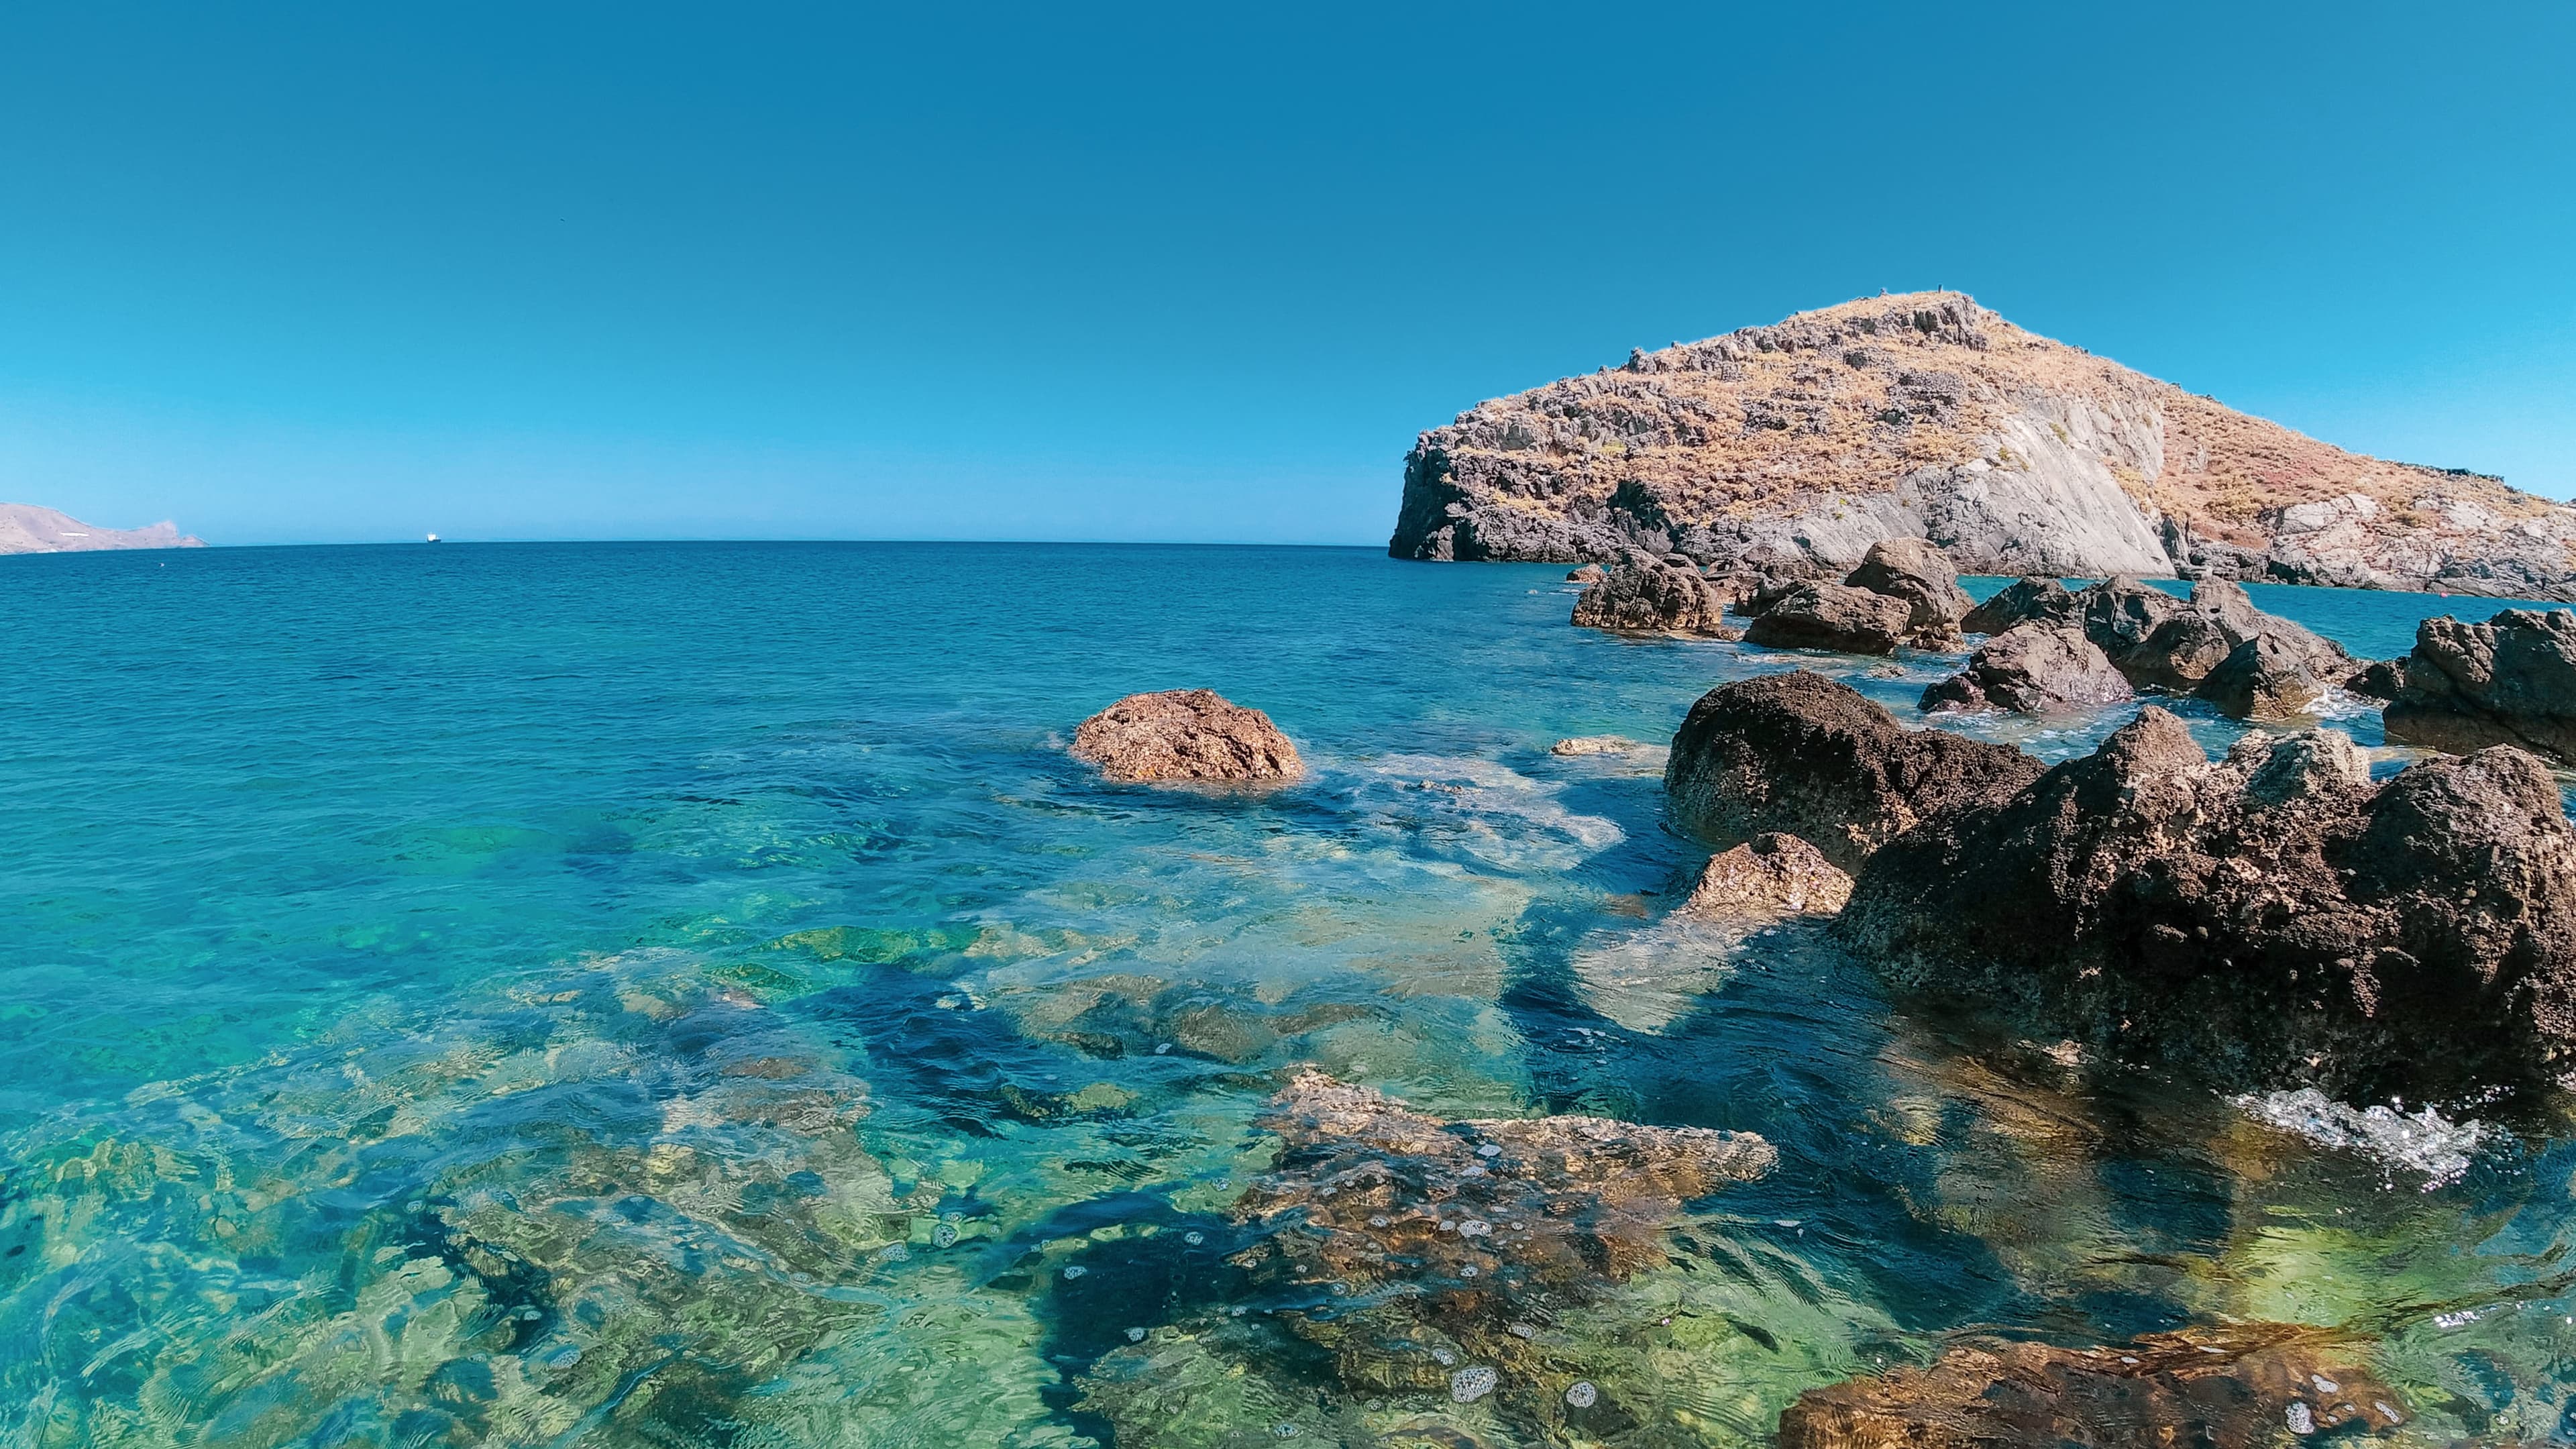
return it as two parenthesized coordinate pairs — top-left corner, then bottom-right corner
(4, 543), (2575, 1446)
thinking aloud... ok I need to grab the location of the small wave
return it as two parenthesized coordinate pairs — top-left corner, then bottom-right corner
(2233, 1087), (2498, 1187)
(1346, 752), (1625, 873)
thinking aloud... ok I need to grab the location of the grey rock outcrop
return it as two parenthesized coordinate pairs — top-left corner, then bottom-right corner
(1742, 582), (1913, 655)
(1664, 672), (2044, 872)
(1959, 576), (2078, 636)
(1071, 690), (1303, 785)
(2383, 608), (2576, 763)
(1839, 709), (2576, 1102)
(1922, 624), (2133, 714)
(1569, 559), (1736, 636)
(1678, 833), (1854, 921)
(1390, 292), (2576, 598)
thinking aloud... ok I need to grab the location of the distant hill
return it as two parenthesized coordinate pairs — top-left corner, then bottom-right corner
(1391, 291), (2576, 598)
(0, 504), (205, 555)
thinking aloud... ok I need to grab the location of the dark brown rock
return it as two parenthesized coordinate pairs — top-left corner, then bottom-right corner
(2383, 608), (2576, 764)
(1777, 1324), (2403, 1449)
(1958, 576), (2079, 637)
(1844, 538), (1971, 634)
(1839, 708), (2576, 1102)
(1071, 690), (1302, 784)
(2114, 608), (2238, 690)
(2195, 633), (2328, 720)
(2074, 576), (2185, 655)
(1679, 832), (1853, 920)
(2107, 578), (2350, 695)
(2343, 658), (2403, 701)
(1570, 559), (1736, 636)
(1664, 672), (2045, 872)
(1921, 623), (2133, 714)
(1743, 582), (1915, 655)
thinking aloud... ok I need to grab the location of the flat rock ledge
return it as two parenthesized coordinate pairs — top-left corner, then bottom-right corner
(1070, 690), (1302, 784)
(1778, 1324), (2401, 1449)
(1679, 832), (1853, 921)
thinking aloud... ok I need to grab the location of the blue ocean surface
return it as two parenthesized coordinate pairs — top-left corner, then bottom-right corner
(3, 541), (2572, 1446)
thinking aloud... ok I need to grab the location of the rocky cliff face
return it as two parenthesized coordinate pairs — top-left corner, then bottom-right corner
(1391, 292), (2576, 598)
(0, 504), (205, 554)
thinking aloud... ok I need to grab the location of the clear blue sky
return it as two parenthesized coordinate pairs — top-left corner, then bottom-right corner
(2, 2), (2570, 545)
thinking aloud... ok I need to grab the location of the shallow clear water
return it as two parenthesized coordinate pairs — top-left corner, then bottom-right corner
(4, 543), (2575, 1446)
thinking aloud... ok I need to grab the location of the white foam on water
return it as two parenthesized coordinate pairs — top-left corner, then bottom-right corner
(1347, 752), (1625, 873)
(2233, 1087), (2498, 1187)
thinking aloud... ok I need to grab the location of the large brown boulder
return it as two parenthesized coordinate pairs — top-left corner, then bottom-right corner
(2074, 576), (2184, 655)
(1664, 672), (2045, 872)
(1921, 623), (2133, 714)
(1778, 1325), (2402, 1449)
(1958, 576), (2078, 636)
(1839, 708), (2576, 1102)
(2193, 631), (2328, 720)
(1743, 582), (1915, 655)
(1570, 559), (1735, 636)
(2383, 607), (2576, 764)
(1844, 538), (1971, 644)
(1070, 690), (1302, 784)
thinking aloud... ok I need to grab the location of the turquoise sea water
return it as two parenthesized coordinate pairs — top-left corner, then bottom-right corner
(5, 542), (2576, 1446)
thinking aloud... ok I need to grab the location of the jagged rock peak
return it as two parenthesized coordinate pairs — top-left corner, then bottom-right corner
(1391, 290), (2576, 599)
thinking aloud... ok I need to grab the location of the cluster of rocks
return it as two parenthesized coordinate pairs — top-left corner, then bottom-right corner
(1665, 670), (2576, 1103)
(1230, 1071), (1774, 1430)
(1933, 574), (2361, 720)
(1069, 689), (1302, 785)
(1566, 553), (1738, 637)
(1572, 536), (1974, 653)
(2384, 606), (2576, 765)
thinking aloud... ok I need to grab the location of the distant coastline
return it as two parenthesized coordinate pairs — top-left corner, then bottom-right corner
(0, 503), (203, 555)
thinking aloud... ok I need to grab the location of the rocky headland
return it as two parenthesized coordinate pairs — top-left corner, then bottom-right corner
(1392, 291), (2576, 598)
(0, 502), (204, 554)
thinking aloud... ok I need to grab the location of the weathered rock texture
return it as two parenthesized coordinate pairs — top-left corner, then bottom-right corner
(1664, 672), (2044, 872)
(1743, 582), (1914, 655)
(2383, 608), (2576, 764)
(1570, 557), (1736, 636)
(1778, 1325), (2402, 1449)
(0, 502), (204, 554)
(1922, 623), (2133, 714)
(1069, 690), (1302, 784)
(1843, 537), (1970, 645)
(1839, 709), (2576, 1102)
(1391, 291), (2576, 598)
(1679, 832), (1854, 920)
(1960, 576), (2080, 637)
(1234, 1072), (1772, 1421)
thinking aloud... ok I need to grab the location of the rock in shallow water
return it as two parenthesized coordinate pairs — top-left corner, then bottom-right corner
(1777, 1324), (2400, 1449)
(1839, 708), (2576, 1102)
(1570, 558), (1736, 636)
(1921, 623), (2132, 714)
(1680, 832), (1852, 921)
(1071, 689), (1302, 784)
(2383, 607), (2576, 763)
(1843, 538), (1970, 646)
(1959, 576), (2081, 637)
(1664, 672), (2044, 872)
(1743, 582), (1914, 655)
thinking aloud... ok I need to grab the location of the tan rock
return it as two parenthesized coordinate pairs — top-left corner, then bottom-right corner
(1680, 832), (1852, 920)
(1070, 690), (1301, 784)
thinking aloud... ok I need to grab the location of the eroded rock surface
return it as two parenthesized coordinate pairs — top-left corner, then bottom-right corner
(1844, 537), (1970, 645)
(1840, 709), (2576, 1102)
(1680, 832), (1854, 921)
(1743, 582), (1914, 655)
(1665, 672), (2044, 872)
(1922, 623), (2132, 714)
(1960, 576), (2079, 636)
(2383, 608), (2576, 764)
(1778, 1325), (2402, 1449)
(2196, 632), (2329, 720)
(1233, 1072), (1774, 1422)
(1570, 558), (1737, 636)
(1071, 690), (1302, 784)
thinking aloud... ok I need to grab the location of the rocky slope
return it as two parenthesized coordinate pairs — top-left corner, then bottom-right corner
(1391, 291), (2576, 598)
(0, 503), (204, 554)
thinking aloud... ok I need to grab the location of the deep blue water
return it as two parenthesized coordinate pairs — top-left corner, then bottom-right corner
(3, 542), (2573, 1446)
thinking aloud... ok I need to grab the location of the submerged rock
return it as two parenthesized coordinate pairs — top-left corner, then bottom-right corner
(1680, 832), (1853, 921)
(1843, 538), (1971, 646)
(1839, 708), (2576, 1102)
(1958, 576), (2079, 637)
(1071, 689), (1303, 784)
(1777, 1324), (2400, 1449)
(1234, 1072), (1774, 1419)
(1743, 582), (1914, 655)
(2383, 607), (2576, 763)
(1551, 735), (1646, 757)
(1570, 558), (1737, 636)
(1921, 623), (2133, 714)
(1665, 672), (2044, 872)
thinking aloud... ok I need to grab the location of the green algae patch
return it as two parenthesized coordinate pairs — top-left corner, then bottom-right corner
(765, 923), (980, 964)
